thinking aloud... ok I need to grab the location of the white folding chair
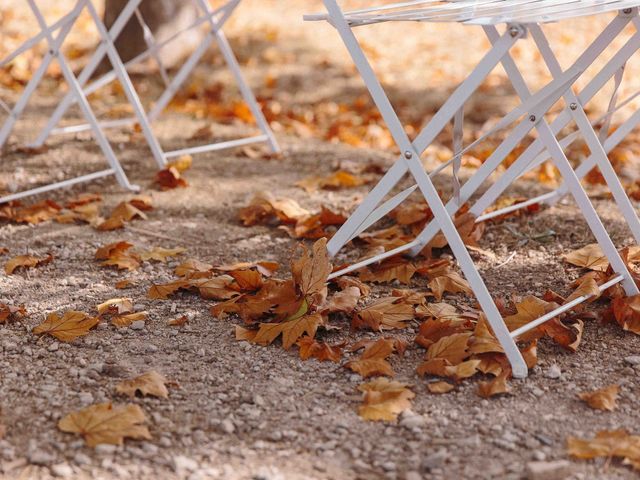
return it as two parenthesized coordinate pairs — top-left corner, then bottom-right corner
(29, 0), (280, 162)
(306, 0), (640, 378)
(0, 0), (170, 203)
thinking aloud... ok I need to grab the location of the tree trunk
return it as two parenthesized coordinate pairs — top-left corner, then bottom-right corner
(101, 0), (203, 71)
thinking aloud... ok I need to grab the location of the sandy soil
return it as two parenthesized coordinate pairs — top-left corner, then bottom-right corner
(2, 1), (640, 479)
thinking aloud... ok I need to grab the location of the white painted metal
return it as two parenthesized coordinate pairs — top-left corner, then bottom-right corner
(32, 0), (280, 159)
(0, 0), (141, 204)
(310, 0), (640, 377)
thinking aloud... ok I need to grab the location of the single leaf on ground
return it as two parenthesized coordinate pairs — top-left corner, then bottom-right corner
(168, 315), (188, 327)
(112, 312), (148, 328)
(33, 311), (99, 341)
(97, 199), (149, 231)
(148, 280), (192, 300)
(611, 295), (640, 335)
(504, 296), (548, 338)
(563, 244), (609, 272)
(0, 304), (26, 324)
(97, 298), (133, 315)
(345, 338), (396, 378)
(352, 297), (414, 331)
(58, 403), (151, 447)
(417, 358), (480, 381)
(564, 277), (601, 305)
(321, 286), (361, 314)
(427, 381), (455, 394)
(357, 378), (415, 421)
(116, 371), (169, 398)
(242, 313), (322, 350)
(175, 258), (213, 278)
(140, 247), (186, 263)
(291, 237), (332, 304)
(567, 430), (640, 471)
(96, 241), (140, 271)
(156, 166), (188, 190)
(477, 366), (511, 399)
(578, 384), (619, 411)
(297, 336), (343, 363)
(428, 272), (472, 301)
(296, 170), (367, 193)
(5, 253), (52, 275)
(425, 332), (471, 364)
(115, 279), (135, 289)
(238, 191), (309, 226)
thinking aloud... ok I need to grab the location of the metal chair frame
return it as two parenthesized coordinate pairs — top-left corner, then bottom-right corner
(30, 0), (280, 161)
(307, 0), (640, 378)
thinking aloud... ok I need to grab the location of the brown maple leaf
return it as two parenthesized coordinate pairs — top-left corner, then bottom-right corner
(4, 253), (53, 275)
(297, 336), (343, 363)
(611, 295), (640, 335)
(568, 430), (640, 470)
(238, 312), (322, 350)
(238, 191), (309, 226)
(578, 385), (619, 411)
(33, 311), (99, 342)
(428, 272), (472, 301)
(116, 371), (169, 398)
(352, 297), (414, 332)
(359, 256), (417, 285)
(425, 332), (471, 364)
(58, 403), (151, 447)
(345, 338), (396, 378)
(357, 378), (415, 421)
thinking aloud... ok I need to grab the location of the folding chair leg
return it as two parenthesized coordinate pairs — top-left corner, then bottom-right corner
(30, 0), (143, 149)
(84, 0), (168, 168)
(0, 1), (83, 149)
(28, 0), (138, 192)
(529, 24), (640, 246)
(323, 0), (528, 377)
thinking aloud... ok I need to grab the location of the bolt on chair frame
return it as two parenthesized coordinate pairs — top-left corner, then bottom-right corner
(30, 0), (280, 161)
(0, 0), (172, 203)
(307, 0), (640, 378)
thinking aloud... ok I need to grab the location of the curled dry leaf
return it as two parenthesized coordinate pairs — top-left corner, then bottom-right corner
(97, 298), (133, 315)
(428, 272), (472, 301)
(297, 336), (343, 363)
(175, 258), (213, 278)
(427, 381), (455, 394)
(168, 315), (188, 327)
(96, 241), (140, 271)
(563, 244), (609, 272)
(291, 237), (332, 305)
(578, 384), (619, 411)
(4, 253), (53, 275)
(238, 191), (309, 226)
(140, 247), (186, 263)
(116, 371), (169, 398)
(425, 332), (471, 365)
(321, 286), (361, 314)
(33, 311), (99, 342)
(96, 198), (150, 231)
(352, 297), (414, 332)
(0, 304), (26, 324)
(345, 338), (396, 378)
(58, 403), (151, 447)
(477, 364), (511, 399)
(567, 430), (640, 471)
(156, 166), (188, 190)
(357, 378), (415, 421)
(112, 312), (148, 328)
(237, 312), (322, 350)
(611, 295), (640, 335)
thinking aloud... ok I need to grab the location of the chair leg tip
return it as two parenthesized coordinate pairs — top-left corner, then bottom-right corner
(512, 364), (529, 379)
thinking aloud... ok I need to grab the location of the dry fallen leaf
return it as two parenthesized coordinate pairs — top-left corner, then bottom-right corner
(115, 279), (135, 289)
(33, 311), (99, 341)
(563, 244), (609, 272)
(0, 304), (26, 324)
(357, 378), (415, 421)
(238, 313), (322, 350)
(297, 336), (343, 363)
(97, 199), (149, 231)
(296, 170), (367, 193)
(96, 241), (141, 271)
(238, 191), (309, 226)
(116, 371), (169, 398)
(168, 315), (189, 327)
(567, 430), (640, 471)
(111, 312), (148, 328)
(345, 338), (396, 378)
(140, 247), (186, 263)
(611, 295), (640, 335)
(428, 272), (472, 301)
(578, 384), (619, 411)
(427, 381), (455, 394)
(425, 332), (471, 365)
(58, 403), (151, 447)
(4, 253), (53, 275)
(97, 298), (134, 315)
(352, 297), (415, 332)
(477, 367), (511, 399)
(156, 166), (188, 190)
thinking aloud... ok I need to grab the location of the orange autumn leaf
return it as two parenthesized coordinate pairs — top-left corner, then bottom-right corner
(238, 191), (309, 226)
(564, 277), (601, 305)
(33, 311), (99, 342)
(425, 332), (471, 365)
(116, 371), (169, 398)
(321, 286), (361, 314)
(58, 403), (151, 447)
(148, 280), (192, 300)
(567, 430), (640, 470)
(175, 259), (212, 278)
(345, 338), (396, 378)
(111, 312), (148, 328)
(417, 358), (480, 381)
(427, 381), (455, 394)
(0, 304), (26, 324)
(477, 368), (511, 398)
(96, 200), (149, 231)
(115, 279), (135, 289)
(243, 313), (322, 350)
(167, 154), (192, 173)
(296, 336), (343, 363)
(95, 241), (140, 271)
(155, 166), (188, 190)
(296, 170), (366, 193)
(168, 315), (188, 327)
(611, 295), (640, 335)
(4, 253), (52, 275)
(563, 244), (609, 272)
(504, 296), (548, 337)
(578, 385), (619, 411)
(291, 237), (332, 303)
(352, 297), (414, 332)
(428, 272), (472, 301)
(357, 378), (415, 421)
(415, 318), (470, 349)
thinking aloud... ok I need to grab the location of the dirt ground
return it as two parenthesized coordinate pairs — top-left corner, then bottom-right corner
(3, 1), (640, 480)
